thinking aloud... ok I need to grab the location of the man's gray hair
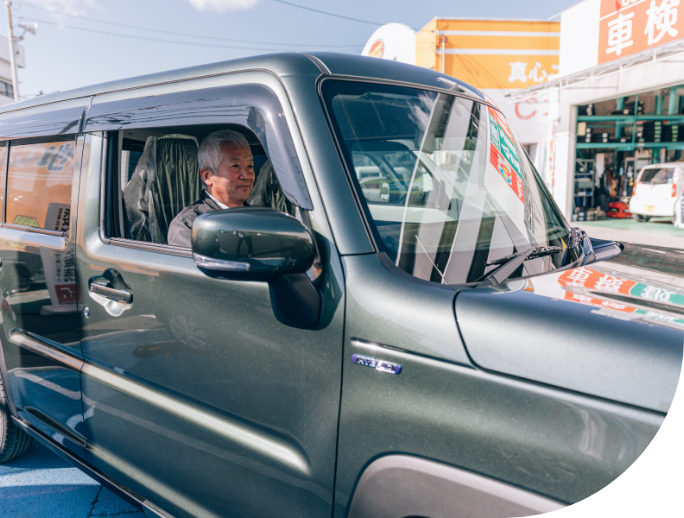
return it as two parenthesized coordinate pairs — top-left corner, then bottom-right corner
(198, 129), (250, 175)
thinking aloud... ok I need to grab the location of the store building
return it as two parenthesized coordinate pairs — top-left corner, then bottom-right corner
(361, 18), (561, 171)
(511, 0), (684, 220)
(414, 17), (561, 170)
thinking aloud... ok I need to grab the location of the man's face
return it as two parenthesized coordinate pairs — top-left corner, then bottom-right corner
(201, 143), (255, 208)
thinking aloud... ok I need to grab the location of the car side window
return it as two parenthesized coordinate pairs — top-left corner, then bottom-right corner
(102, 125), (292, 248)
(6, 139), (75, 232)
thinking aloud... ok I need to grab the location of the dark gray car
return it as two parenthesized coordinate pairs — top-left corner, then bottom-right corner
(0, 53), (679, 518)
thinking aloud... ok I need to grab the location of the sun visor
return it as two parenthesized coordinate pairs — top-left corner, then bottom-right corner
(0, 97), (92, 139)
(84, 84), (312, 210)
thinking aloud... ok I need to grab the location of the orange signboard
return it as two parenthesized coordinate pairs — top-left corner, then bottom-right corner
(415, 19), (560, 89)
(598, 0), (684, 64)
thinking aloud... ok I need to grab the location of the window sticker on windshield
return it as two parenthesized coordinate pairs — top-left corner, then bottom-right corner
(489, 143), (524, 204)
(488, 113), (520, 176)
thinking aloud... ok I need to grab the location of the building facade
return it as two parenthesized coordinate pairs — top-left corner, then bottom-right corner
(513, 0), (684, 219)
(0, 34), (22, 105)
(415, 17), (561, 169)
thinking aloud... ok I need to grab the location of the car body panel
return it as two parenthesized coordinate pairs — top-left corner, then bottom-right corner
(456, 248), (684, 413)
(334, 334), (663, 515)
(73, 112), (346, 518)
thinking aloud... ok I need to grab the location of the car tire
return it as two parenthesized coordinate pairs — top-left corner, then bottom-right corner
(0, 370), (32, 463)
(632, 213), (641, 221)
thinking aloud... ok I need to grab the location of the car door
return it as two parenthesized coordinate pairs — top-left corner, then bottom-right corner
(0, 122), (89, 457)
(74, 79), (345, 518)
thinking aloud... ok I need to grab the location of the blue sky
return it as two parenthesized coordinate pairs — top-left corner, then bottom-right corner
(6, 0), (578, 98)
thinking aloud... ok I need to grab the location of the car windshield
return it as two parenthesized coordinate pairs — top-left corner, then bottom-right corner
(640, 167), (676, 184)
(322, 80), (571, 284)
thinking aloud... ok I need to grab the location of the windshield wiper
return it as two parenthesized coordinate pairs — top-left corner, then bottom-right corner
(477, 246), (563, 286)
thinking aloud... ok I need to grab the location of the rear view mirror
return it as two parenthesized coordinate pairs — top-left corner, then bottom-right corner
(192, 207), (315, 282)
(192, 208), (321, 329)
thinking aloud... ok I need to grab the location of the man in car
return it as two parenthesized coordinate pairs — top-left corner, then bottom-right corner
(168, 129), (255, 248)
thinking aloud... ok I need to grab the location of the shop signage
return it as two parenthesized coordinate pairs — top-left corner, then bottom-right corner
(489, 143), (525, 204)
(368, 39), (384, 59)
(599, 0), (684, 64)
(488, 110), (520, 176)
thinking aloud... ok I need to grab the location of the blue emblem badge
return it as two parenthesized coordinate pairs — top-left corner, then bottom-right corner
(351, 354), (402, 375)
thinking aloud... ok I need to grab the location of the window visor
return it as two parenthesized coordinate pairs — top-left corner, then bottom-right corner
(84, 84), (312, 210)
(0, 97), (91, 140)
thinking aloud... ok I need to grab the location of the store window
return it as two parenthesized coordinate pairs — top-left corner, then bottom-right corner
(6, 139), (75, 231)
(0, 81), (14, 99)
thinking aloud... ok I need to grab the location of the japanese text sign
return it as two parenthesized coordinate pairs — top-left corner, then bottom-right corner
(599, 0), (683, 64)
(489, 143), (525, 204)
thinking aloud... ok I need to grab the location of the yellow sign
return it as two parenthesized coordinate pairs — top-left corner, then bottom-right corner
(416, 18), (561, 90)
(12, 215), (39, 227)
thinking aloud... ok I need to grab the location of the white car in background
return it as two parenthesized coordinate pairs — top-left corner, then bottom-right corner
(629, 163), (684, 222)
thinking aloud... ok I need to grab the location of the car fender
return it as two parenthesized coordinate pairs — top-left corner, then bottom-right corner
(346, 455), (565, 518)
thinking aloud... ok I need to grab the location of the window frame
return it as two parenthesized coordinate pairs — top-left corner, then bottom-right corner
(98, 130), (193, 257)
(85, 83), (316, 258)
(0, 134), (80, 250)
(97, 124), (285, 258)
(84, 83), (312, 211)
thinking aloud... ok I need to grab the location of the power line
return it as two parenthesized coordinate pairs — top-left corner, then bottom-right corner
(19, 1), (364, 48)
(269, 0), (384, 26)
(19, 16), (352, 52)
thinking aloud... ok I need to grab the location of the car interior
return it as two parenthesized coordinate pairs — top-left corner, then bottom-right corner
(101, 124), (289, 247)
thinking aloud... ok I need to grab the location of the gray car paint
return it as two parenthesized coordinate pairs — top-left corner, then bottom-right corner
(456, 285), (682, 412)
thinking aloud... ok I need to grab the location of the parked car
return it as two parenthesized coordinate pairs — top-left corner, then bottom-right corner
(629, 162), (684, 222)
(0, 53), (680, 518)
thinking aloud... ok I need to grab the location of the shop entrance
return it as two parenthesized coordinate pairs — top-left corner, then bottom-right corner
(573, 85), (684, 222)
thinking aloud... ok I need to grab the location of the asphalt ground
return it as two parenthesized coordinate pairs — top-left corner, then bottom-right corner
(0, 440), (144, 518)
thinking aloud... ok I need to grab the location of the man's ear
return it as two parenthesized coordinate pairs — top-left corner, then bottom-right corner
(200, 168), (213, 187)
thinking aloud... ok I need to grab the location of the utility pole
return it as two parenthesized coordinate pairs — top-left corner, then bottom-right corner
(4, 0), (18, 101)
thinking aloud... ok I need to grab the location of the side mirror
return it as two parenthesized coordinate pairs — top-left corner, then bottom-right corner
(192, 208), (321, 329)
(192, 207), (315, 281)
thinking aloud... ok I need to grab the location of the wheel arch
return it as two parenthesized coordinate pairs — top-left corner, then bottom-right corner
(345, 455), (566, 518)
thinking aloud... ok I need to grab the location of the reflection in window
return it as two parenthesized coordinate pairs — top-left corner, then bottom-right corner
(6, 141), (74, 231)
(324, 81), (570, 285)
(0, 144), (7, 221)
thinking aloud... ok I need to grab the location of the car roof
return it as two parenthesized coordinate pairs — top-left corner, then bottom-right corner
(0, 52), (486, 115)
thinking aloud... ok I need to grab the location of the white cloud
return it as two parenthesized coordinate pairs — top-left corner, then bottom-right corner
(188, 0), (259, 13)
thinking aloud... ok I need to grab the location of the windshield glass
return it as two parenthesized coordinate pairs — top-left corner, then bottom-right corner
(322, 80), (571, 284)
(640, 167), (676, 184)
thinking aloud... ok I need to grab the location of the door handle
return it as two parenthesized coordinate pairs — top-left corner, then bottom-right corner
(88, 269), (133, 317)
(89, 282), (132, 303)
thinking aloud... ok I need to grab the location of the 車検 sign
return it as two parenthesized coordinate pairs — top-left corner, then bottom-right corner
(599, 0), (683, 64)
